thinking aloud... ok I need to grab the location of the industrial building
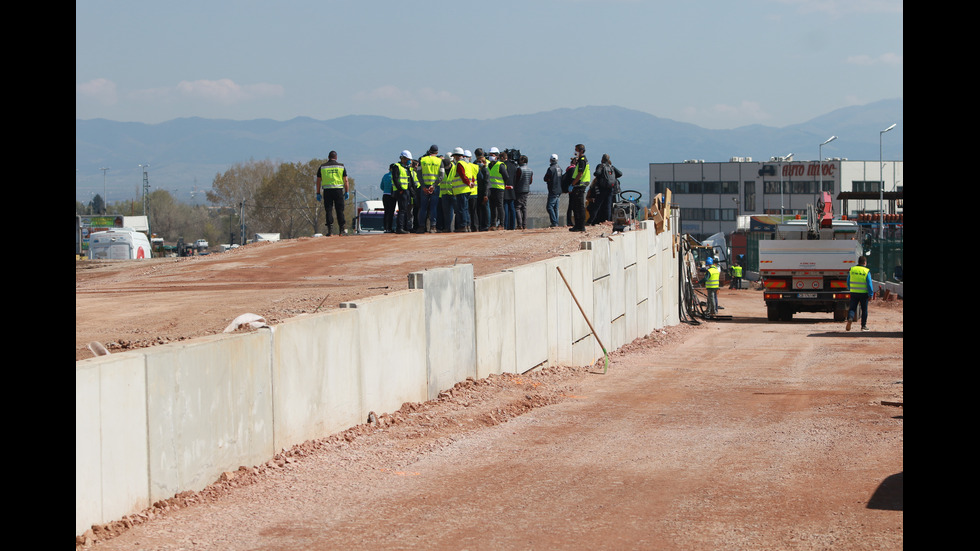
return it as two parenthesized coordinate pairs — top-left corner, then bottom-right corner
(649, 158), (903, 240)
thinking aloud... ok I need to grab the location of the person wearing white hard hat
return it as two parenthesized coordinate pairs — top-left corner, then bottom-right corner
(544, 154), (563, 227)
(486, 147), (508, 230)
(389, 150), (418, 234)
(442, 147), (473, 232)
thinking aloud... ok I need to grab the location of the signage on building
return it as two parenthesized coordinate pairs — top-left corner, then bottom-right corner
(781, 163), (837, 177)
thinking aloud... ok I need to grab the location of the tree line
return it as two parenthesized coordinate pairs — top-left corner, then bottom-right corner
(75, 158), (359, 245)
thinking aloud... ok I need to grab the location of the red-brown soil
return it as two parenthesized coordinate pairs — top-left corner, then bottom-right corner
(76, 225), (903, 549)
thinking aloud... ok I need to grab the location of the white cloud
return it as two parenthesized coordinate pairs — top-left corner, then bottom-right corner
(76, 78), (118, 106)
(175, 79), (284, 104)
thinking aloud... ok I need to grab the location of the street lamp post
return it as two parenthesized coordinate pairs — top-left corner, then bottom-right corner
(100, 167), (110, 214)
(879, 124), (896, 240)
(778, 153), (793, 219)
(818, 136), (837, 217)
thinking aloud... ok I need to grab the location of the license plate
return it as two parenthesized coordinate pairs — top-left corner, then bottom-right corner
(797, 293), (817, 298)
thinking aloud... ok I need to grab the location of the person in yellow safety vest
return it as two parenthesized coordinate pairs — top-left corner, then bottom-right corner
(416, 145), (443, 233)
(388, 150), (418, 234)
(845, 255), (874, 331)
(729, 262), (743, 290)
(487, 147), (509, 230)
(442, 147), (473, 232)
(315, 150), (350, 236)
(704, 257), (721, 314)
(568, 144), (590, 232)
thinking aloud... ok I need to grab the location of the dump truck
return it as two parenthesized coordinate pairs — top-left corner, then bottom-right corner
(760, 193), (863, 321)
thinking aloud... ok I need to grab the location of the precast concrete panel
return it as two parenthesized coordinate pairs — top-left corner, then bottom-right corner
(76, 352), (149, 535)
(341, 290), (427, 416)
(408, 265), (477, 399)
(624, 263), (638, 343)
(635, 228), (653, 336)
(272, 308), (362, 451)
(591, 275), (612, 361)
(560, 250), (595, 367)
(622, 231), (637, 269)
(506, 262), (549, 373)
(541, 255), (572, 368)
(145, 331), (275, 503)
(474, 270), (517, 377)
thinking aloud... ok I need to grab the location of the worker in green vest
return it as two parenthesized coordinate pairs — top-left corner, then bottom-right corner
(416, 145), (443, 233)
(389, 150), (418, 234)
(443, 147), (472, 232)
(568, 143), (590, 232)
(487, 147), (508, 230)
(729, 262), (743, 290)
(315, 150), (349, 236)
(704, 257), (721, 314)
(846, 255), (874, 331)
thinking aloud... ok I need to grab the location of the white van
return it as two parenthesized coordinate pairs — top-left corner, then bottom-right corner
(88, 228), (152, 260)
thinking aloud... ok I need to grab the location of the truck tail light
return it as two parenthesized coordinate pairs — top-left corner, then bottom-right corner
(832, 293), (850, 300)
(764, 293), (782, 300)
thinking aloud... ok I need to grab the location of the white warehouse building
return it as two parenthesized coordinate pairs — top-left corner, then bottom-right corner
(649, 158), (904, 239)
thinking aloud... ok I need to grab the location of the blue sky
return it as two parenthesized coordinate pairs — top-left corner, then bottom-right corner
(76, 0), (902, 130)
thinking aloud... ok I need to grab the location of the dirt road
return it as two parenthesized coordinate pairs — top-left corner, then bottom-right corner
(76, 234), (903, 550)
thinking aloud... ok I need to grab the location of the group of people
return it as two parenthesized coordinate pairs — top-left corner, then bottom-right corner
(316, 144), (624, 235)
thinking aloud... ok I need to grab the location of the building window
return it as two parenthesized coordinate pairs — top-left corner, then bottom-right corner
(744, 182), (755, 211)
(852, 181), (882, 193)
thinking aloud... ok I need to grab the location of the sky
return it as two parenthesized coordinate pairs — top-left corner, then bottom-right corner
(76, 0), (903, 130)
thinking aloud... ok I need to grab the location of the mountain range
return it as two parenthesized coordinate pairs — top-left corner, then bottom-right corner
(76, 99), (903, 204)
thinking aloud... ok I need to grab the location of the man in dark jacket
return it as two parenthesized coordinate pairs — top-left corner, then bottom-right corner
(543, 154), (563, 227)
(513, 155), (533, 230)
(591, 154), (623, 225)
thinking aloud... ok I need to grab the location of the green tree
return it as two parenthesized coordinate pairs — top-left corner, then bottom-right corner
(253, 159), (327, 238)
(207, 159), (276, 239)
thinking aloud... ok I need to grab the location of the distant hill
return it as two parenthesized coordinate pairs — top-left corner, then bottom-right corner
(76, 99), (903, 203)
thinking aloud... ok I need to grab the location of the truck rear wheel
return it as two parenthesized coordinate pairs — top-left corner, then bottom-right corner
(779, 304), (793, 321)
(833, 303), (847, 322)
(767, 303), (780, 321)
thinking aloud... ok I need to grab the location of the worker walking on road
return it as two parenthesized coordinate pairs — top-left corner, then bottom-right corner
(316, 151), (350, 236)
(846, 255), (874, 331)
(704, 257), (721, 314)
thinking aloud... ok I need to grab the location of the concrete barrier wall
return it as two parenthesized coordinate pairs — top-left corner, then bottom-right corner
(272, 308), (362, 451)
(145, 332), (275, 503)
(505, 262), (550, 373)
(76, 223), (679, 535)
(474, 270), (517, 378)
(76, 352), (149, 535)
(409, 266), (476, 399)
